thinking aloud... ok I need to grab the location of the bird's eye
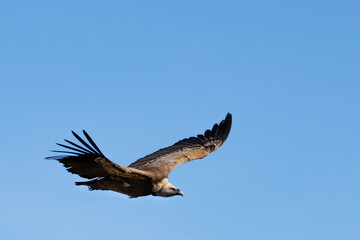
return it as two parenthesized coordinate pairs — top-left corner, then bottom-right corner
(170, 187), (176, 191)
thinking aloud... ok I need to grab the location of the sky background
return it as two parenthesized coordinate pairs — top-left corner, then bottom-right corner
(1, 1), (359, 239)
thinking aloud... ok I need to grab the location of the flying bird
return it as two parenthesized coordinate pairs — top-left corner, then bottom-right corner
(46, 113), (232, 198)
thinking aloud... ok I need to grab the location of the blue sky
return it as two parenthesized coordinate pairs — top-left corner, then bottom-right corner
(1, 1), (359, 239)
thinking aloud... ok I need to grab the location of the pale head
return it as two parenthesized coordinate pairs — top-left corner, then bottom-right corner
(152, 178), (184, 197)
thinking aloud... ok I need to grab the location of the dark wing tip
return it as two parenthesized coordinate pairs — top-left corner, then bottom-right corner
(82, 130), (105, 157)
(45, 155), (68, 160)
(183, 113), (232, 150)
(221, 112), (232, 143)
(47, 130), (106, 160)
(202, 112), (232, 150)
(225, 113), (232, 124)
(70, 130), (100, 156)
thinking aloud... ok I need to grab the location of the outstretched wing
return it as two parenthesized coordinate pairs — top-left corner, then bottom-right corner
(46, 130), (150, 179)
(129, 113), (232, 178)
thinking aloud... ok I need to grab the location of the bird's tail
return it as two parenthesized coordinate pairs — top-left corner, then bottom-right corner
(75, 179), (104, 191)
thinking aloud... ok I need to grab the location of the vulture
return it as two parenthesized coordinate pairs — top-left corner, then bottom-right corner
(46, 113), (232, 198)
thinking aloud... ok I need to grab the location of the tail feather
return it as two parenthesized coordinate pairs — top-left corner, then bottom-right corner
(75, 179), (103, 191)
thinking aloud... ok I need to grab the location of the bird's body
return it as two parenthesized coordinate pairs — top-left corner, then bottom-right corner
(47, 113), (232, 198)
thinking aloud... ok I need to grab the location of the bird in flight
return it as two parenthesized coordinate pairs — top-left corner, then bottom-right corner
(47, 113), (232, 198)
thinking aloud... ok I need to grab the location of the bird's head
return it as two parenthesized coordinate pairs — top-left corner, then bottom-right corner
(167, 187), (184, 197)
(152, 178), (184, 197)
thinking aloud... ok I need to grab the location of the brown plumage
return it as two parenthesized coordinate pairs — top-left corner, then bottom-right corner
(46, 113), (232, 198)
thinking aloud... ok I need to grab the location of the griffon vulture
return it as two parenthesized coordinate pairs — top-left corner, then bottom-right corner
(46, 113), (232, 198)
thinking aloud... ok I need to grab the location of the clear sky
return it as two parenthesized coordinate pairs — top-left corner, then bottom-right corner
(1, 1), (359, 239)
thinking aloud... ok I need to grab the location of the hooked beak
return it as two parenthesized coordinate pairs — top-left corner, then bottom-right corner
(176, 189), (184, 197)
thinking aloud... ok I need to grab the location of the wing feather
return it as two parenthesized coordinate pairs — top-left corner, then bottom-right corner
(64, 139), (93, 154)
(71, 131), (103, 156)
(47, 131), (149, 179)
(82, 130), (105, 157)
(55, 143), (90, 155)
(128, 113), (232, 177)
